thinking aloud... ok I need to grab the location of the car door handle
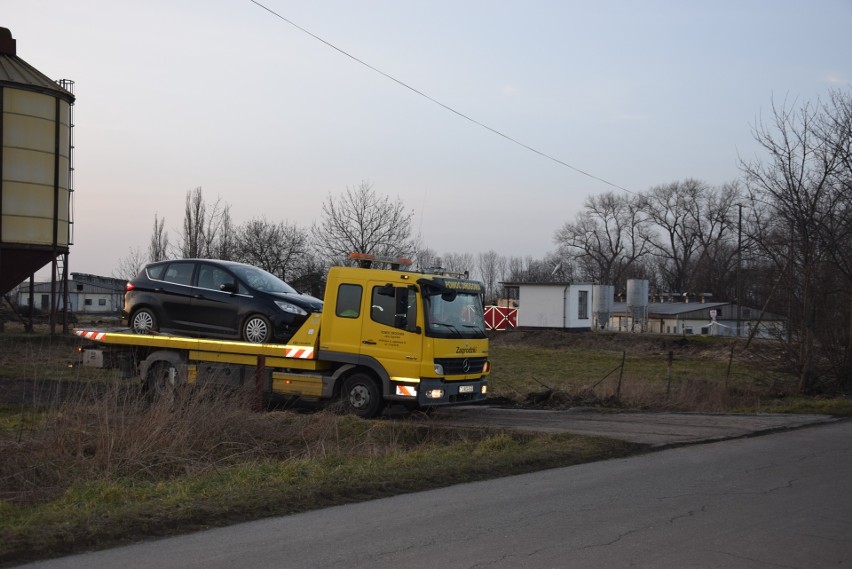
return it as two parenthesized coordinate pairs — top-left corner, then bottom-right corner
(362, 340), (377, 345)
(193, 294), (204, 299)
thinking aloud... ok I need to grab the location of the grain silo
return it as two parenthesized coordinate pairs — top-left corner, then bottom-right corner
(592, 284), (614, 330)
(0, 27), (75, 331)
(626, 278), (649, 332)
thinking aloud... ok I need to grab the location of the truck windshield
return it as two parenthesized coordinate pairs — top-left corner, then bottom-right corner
(423, 290), (487, 339)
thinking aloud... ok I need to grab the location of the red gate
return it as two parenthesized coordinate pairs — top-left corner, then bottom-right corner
(484, 306), (517, 331)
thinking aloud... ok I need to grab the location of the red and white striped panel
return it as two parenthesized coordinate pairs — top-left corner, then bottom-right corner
(284, 346), (315, 359)
(395, 385), (417, 397)
(74, 330), (107, 341)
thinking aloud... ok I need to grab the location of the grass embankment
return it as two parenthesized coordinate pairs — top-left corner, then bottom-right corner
(0, 386), (633, 565)
(487, 330), (852, 415)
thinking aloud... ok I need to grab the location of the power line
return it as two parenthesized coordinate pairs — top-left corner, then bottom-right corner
(248, 0), (633, 194)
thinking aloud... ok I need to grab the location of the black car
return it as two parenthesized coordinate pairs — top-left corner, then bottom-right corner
(122, 259), (323, 343)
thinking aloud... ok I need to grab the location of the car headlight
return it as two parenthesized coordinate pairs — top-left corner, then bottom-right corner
(275, 300), (308, 316)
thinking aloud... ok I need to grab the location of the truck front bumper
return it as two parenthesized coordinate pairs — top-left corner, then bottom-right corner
(402, 377), (488, 407)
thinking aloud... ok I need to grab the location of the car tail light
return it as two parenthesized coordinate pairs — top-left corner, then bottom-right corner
(125, 283), (135, 291)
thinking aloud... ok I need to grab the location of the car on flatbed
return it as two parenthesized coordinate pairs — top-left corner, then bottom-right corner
(122, 259), (323, 343)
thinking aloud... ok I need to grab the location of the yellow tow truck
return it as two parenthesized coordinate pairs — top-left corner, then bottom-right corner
(74, 254), (490, 417)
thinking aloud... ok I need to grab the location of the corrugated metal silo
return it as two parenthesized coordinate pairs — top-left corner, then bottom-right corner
(0, 27), (75, 329)
(626, 278), (649, 332)
(592, 284), (614, 330)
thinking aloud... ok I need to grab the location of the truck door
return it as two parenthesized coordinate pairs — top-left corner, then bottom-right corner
(360, 282), (422, 383)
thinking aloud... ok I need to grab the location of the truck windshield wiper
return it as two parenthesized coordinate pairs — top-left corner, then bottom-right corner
(431, 322), (463, 337)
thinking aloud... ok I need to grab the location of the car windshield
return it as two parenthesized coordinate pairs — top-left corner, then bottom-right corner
(423, 290), (487, 339)
(231, 266), (298, 294)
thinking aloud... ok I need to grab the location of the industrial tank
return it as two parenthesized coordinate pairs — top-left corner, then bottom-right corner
(626, 278), (649, 332)
(0, 27), (75, 296)
(592, 284), (614, 330)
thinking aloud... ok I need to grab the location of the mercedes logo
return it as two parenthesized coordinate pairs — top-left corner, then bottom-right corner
(462, 358), (471, 373)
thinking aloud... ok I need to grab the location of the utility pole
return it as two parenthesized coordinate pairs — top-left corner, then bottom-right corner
(736, 204), (742, 338)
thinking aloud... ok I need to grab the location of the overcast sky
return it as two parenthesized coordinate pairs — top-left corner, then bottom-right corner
(5, 0), (851, 279)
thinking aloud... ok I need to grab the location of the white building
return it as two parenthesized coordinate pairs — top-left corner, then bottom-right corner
(14, 273), (125, 315)
(502, 282), (594, 331)
(502, 281), (785, 339)
(608, 301), (785, 339)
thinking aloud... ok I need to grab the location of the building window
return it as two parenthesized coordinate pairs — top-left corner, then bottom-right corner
(578, 290), (589, 320)
(98, 299), (107, 306)
(84, 299), (92, 306)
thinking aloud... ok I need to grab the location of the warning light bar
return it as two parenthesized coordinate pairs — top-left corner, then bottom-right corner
(348, 252), (413, 270)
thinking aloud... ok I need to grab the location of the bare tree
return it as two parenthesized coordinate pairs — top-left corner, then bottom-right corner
(504, 254), (563, 283)
(210, 208), (236, 261)
(741, 90), (852, 392)
(112, 246), (147, 281)
(687, 182), (745, 300)
(177, 187), (231, 259)
(441, 252), (475, 275)
(311, 181), (415, 264)
(235, 217), (309, 281)
(640, 179), (711, 294)
(555, 192), (650, 288)
(412, 246), (441, 272)
(147, 214), (170, 262)
(477, 250), (507, 303)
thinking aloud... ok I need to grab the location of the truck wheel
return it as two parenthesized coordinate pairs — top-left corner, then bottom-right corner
(131, 308), (158, 334)
(146, 361), (181, 396)
(342, 373), (384, 418)
(243, 315), (272, 343)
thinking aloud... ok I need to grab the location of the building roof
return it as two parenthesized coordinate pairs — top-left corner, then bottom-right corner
(0, 27), (74, 101)
(611, 301), (785, 321)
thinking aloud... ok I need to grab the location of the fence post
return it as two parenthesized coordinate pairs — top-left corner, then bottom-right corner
(665, 350), (673, 398)
(616, 350), (626, 399)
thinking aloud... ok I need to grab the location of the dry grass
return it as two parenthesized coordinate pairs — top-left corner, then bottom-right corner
(0, 375), (635, 564)
(487, 329), (804, 413)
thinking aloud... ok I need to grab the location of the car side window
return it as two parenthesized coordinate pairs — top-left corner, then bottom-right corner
(146, 264), (167, 280)
(163, 262), (195, 286)
(197, 265), (232, 291)
(336, 284), (362, 318)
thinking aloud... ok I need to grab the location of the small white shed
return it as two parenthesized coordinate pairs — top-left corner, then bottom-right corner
(504, 282), (594, 331)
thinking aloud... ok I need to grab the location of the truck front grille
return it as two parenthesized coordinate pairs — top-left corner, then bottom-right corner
(435, 357), (487, 375)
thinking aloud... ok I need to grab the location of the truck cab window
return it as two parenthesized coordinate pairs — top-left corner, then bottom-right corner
(336, 284), (362, 318)
(371, 285), (417, 332)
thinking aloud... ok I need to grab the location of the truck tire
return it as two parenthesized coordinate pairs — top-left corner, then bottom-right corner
(341, 373), (384, 418)
(146, 360), (182, 397)
(131, 308), (158, 334)
(243, 315), (272, 343)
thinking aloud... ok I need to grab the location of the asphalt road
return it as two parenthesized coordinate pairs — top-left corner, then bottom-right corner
(423, 406), (837, 446)
(18, 419), (852, 569)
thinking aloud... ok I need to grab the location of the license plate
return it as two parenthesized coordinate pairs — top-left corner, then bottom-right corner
(458, 385), (474, 393)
